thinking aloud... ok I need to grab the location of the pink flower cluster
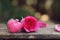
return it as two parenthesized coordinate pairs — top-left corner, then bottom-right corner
(7, 16), (46, 33)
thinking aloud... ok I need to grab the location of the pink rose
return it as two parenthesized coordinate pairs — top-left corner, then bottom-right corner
(7, 19), (23, 33)
(21, 16), (46, 32)
(55, 24), (60, 32)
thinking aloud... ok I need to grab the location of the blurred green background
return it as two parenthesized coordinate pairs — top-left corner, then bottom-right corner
(0, 0), (54, 23)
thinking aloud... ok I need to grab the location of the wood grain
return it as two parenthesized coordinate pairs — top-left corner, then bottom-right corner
(0, 22), (60, 39)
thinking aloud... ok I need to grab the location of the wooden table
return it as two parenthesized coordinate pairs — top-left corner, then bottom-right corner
(0, 22), (60, 39)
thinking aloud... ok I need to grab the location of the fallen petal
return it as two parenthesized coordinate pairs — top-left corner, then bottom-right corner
(38, 21), (46, 28)
(55, 24), (60, 32)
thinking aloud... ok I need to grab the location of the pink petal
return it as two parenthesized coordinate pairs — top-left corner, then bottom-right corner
(24, 26), (39, 32)
(7, 19), (15, 24)
(38, 21), (46, 28)
(30, 27), (39, 32)
(34, 26), (39, 31)
(24, 27), (30, 32)
(55, 24), (60, 32)
(15, 19), (19, 22)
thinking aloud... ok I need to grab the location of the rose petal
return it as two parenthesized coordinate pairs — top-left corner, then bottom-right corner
(15, 19), (19, 22)
(24, 26), (39, 32)
(24, 27), (30, 32)
(38, 21), (46, 28)
(55, 24), (60, 32)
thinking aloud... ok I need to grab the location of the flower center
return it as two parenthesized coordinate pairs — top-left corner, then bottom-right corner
(24, 18), (37, 30)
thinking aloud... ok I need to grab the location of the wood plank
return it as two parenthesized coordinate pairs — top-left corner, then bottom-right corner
(0, 22), (60, 39)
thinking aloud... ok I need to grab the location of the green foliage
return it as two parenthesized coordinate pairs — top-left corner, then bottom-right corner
(0, 0), (34, 23)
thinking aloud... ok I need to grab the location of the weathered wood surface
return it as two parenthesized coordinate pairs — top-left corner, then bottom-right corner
(0, 22), (60, 39)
